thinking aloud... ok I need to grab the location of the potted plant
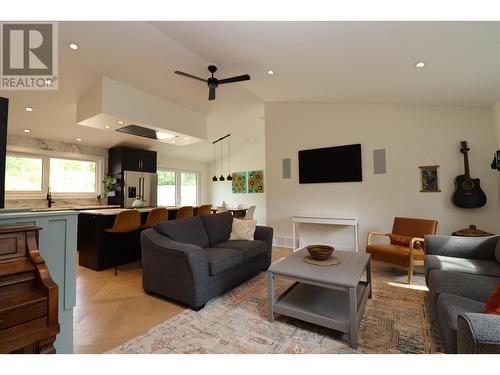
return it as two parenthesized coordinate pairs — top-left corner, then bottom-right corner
(102, 175), (115, 203)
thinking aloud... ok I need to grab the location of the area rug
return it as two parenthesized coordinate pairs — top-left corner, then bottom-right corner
(108, 266), (442, 354)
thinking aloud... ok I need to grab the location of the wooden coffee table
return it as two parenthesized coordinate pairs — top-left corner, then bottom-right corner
(267, 248), (371, 349)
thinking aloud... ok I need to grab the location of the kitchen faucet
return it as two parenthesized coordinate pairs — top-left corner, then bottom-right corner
(46, 187), (55, 208)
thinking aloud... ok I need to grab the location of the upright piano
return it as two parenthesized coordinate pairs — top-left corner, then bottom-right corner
(0, 224), (59, 353)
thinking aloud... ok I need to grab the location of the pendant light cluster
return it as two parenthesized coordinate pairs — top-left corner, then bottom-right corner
(212, 133), (232, 182)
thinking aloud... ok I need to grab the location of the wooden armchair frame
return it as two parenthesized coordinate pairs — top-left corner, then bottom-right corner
(367, 231), (425, 284)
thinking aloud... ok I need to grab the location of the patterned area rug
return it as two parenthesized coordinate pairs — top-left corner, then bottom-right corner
(108, 266), (442, 354)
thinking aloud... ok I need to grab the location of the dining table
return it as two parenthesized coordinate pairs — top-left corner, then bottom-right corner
(211, 207), (248, 218)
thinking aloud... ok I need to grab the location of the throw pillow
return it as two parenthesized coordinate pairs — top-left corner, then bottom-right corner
(389, 234), (423, 250)
(229, 218), (256, 241)
(484, 284), (500, 315)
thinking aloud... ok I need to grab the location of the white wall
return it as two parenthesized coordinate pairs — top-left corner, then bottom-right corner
(265, 102), (500, 250)
(494, 100), (500, 148)
(208, 139), (267, 224)
(205, 86), (266, 224)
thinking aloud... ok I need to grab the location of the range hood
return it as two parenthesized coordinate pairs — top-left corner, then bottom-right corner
(76, 77), (207, 146)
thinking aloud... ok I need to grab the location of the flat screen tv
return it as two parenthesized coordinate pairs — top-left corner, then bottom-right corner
(298, 144), (362, 183)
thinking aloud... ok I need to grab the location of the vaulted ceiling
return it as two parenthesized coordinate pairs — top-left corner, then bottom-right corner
(2, 21), (500, 161)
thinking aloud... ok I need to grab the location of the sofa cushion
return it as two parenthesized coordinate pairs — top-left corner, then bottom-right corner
(201, 212), (234, 247)
(495, 237), (500, 264)
(428, 270), (500, 303)
(366, 243), (424, 267)
(425, 254), (500, 281)
(436, 293), (485, 353)
(154, 216), (209, 249)
(205, 247), (244, 276)
(215, 240), (267, 261)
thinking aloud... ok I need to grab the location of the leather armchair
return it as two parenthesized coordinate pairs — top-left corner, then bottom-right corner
(366, 217), (438, 284)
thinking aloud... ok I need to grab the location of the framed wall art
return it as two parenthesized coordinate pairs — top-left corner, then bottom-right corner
(248, 170), (264, 193)
(419, 165), (441, 192)
(231, 172), (247, 193)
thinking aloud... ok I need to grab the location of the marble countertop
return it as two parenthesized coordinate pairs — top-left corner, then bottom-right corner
(31, 205), (120, 212)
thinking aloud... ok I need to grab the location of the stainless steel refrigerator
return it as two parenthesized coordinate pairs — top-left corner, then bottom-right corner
(123, 170), (158, 208)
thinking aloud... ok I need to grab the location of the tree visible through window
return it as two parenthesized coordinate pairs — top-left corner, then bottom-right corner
(49, 158), (97, 193)
(157, 170), (176, 206)
(5, 155), (43, 191)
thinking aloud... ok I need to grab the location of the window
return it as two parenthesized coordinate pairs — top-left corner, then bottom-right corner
(5, 154), (43, 191)
(180, 172), (198, 206)
(157, 170), (176, 206)
(157, 169), (199, 206)
(49, 158), (97, 193)
(5, 148), (104, 198)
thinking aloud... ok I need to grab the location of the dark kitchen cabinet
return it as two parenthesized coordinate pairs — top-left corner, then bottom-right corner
(108, 146), (157, 174)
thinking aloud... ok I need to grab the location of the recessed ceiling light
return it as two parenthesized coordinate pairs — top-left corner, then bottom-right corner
(23, 129), (31, 133)
(24, 106), (33, 112)
(183, 137), (189, 140)
(267, 70), (274, 75)
(68, 43), (79, 50)
(415, 62), (426, 68)
(104, 125), (111, 129)
(156, 131), (175, 140)
(117, 120), (124, 125)
(170, 140), (176, 143)
(75, 137), (82, 142)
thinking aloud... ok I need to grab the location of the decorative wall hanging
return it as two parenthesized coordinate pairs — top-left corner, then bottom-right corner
(231, 172), (247, 193)
(248, 170), (264, 193)
(419, 165), (441, 192)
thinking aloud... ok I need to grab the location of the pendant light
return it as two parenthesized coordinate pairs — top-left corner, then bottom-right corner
(212, 142), (217, 181)
(219, 141), (225, 181)
(226, 135), (232, 181)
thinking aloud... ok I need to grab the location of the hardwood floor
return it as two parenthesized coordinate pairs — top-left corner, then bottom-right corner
(74, 246), (293, 354)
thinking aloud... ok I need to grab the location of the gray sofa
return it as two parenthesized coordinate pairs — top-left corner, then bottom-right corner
(141, 212), (273, 311)
(424, 235), (500, 353)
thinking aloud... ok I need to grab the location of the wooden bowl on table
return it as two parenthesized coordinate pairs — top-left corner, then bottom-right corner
(306, 245), (334, 261)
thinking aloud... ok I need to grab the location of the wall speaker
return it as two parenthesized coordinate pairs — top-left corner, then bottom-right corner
(282, 158), (291, 179)
(373, 149), (386, 174)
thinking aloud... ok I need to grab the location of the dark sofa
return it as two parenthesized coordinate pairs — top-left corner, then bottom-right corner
(141, 212), (273, 310)
(424, 235), (500, 353)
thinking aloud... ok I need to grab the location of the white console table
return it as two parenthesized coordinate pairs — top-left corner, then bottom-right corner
(292, 215), (359, 252)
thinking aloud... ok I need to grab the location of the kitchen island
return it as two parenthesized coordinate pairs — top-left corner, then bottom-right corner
(77, 206), (199, 271)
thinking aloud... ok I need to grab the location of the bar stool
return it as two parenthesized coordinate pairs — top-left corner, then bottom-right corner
(195, 204), (212, 216)
(176, 206), (194, 220)
(141, 208), (168, 229)
(104, 210), (141, 276)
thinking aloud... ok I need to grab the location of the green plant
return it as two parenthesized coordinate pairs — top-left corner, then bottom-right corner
(102, 175), (114, 198)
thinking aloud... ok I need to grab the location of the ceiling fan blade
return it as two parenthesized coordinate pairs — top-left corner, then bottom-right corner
(208, 87), (216, 101)
(218, 74), (251, 84)
(174, 71), (207, 83)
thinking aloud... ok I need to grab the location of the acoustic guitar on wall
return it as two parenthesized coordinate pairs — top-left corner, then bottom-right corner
(452, 141), (487, 208)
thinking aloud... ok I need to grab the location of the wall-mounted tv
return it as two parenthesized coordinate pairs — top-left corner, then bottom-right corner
(298, 144), (362, 183)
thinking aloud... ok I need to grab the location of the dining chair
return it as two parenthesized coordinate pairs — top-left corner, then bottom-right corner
(244, 205), (256, 220)
(104, 210), (141, 276)
(176, 206), (194, 219)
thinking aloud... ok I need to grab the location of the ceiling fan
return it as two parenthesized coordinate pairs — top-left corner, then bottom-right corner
(174, 65), (250, 101)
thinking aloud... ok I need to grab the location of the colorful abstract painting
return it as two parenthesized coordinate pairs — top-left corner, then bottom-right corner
(248, 170), (264, 193)
(232, 172), (247, 193)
